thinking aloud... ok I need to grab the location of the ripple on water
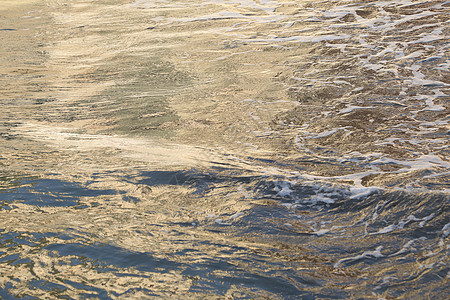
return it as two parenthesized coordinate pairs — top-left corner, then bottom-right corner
(0, 0), (448, 298)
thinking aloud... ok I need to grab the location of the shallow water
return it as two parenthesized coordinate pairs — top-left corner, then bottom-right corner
(0, 0), (449, 298)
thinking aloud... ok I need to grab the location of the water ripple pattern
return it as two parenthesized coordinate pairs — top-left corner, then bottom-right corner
(0, 0), (449, 299)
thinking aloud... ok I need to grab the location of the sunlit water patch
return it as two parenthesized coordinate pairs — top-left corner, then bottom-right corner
(0, 0), (449, 298)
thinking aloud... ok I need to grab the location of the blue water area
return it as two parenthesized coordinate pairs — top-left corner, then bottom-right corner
(42, 241), (308, 298)
(133, 170), (194, 186)
(0, 225), (316, 298)
(46, 242), (181, 272)
(0, 178), (116, 207)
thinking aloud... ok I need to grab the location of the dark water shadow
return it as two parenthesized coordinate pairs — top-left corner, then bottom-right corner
(0, 178), (116, 208)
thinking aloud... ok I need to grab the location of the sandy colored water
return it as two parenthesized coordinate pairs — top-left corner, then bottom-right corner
(0, 0), (448, 298)
(0, 0), (41, 10)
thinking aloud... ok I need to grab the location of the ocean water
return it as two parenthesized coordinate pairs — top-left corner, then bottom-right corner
(0, 0), (448, 298)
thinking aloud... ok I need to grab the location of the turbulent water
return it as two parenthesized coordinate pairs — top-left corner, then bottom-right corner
(0, 0), (449, 298)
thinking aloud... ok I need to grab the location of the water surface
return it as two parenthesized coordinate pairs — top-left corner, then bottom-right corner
(0, 0), (449, 298)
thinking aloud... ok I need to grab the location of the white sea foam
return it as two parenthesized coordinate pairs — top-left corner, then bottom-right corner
(274, 181), (293, 197)
(339, 106), (374, 114)
(398, 50), (424, 60)
(215, 218), (232, 225)
(419, 213), (436, 227)
(415, 90), (447, 111)
(309, 194), (335, 204)
(349, 187), (380, 200)
(312, 228), (329, 236)
(371, 214), (438, 236)
(371, 155), (450, 172)
(391, 237), (427, 257)
(229, 212), (244, 219)
(442, 223), (450, 238)
(312, 129), (339, 139)
(334, 246), (384, 268)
